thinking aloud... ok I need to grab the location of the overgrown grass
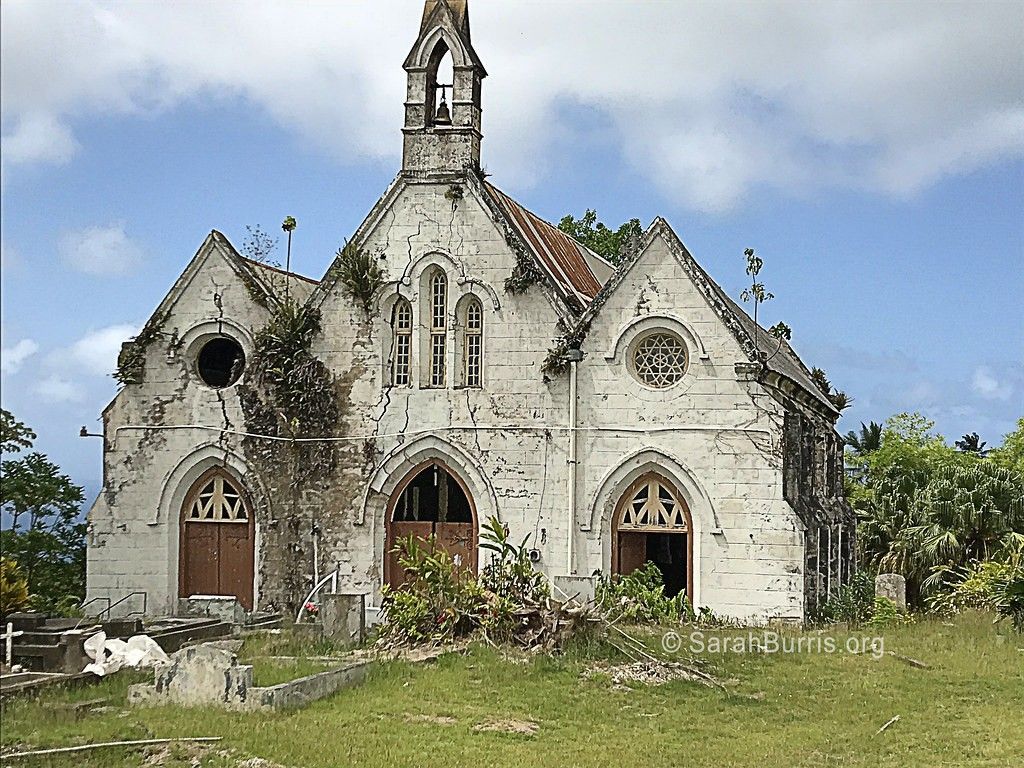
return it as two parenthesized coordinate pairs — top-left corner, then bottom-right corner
(237, 630), (353, 687)
(1, 612), (1020, 767)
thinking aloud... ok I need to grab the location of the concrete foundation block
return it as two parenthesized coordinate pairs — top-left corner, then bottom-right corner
(320, 593), (366, 647)
(177, 596), (245, 626)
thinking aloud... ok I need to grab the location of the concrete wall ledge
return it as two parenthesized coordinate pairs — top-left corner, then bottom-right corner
(128, 643), (371, 712)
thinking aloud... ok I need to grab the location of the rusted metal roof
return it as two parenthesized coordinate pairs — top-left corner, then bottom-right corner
(484, 182), (605, 304)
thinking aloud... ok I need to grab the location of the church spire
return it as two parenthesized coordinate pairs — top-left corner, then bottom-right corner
(402, 0), (486, 176)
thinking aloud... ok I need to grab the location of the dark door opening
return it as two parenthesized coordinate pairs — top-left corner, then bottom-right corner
(616, 532), (688, 598)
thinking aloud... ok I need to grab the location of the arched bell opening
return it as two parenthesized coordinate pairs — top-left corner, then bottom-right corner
(384, 459), (477, 588)
(611, 472), (693, 600)
(426, 39), (454, 127)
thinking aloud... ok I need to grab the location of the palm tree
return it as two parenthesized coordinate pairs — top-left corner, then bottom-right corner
(844, 421), (883, 455)
(955, 432), (989, 455)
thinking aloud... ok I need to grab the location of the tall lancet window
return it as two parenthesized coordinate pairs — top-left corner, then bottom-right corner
(392, 299), (413, 386)
(429, 271), (448, 387)
(464, 298), (482, 387)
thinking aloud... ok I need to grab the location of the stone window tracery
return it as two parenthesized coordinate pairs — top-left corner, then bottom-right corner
(631, 331), (687, 388)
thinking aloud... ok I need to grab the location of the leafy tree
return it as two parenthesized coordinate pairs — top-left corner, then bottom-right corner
(0, 411), (86, 611)
(853, 413), (1024, 605)
(991, 418), (1024, 475)
(241, 224), (280, 267)
(1, 408), (36, 454)
(844, 421), (883, 456)
(955, 432), (988, 455)
(557, 209), (643, 265)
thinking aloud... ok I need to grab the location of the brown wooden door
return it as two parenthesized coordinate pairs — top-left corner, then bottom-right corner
(180, 470), (255, 611)
(385, 521), (434, 589)
(616, 531), (647, 576)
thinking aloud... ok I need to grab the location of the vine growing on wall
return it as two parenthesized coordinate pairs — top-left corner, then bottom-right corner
(238, 299), (340, 484)
(113, 309), (170, 386)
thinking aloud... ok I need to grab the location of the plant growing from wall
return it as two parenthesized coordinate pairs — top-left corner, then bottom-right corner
(504, 250), (543, 295)
(328, 241), (385, 314)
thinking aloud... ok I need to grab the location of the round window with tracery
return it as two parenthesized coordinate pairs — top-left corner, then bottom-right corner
(631, 332), (687, 388)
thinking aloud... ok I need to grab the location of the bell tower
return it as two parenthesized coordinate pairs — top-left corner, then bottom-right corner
(402, 0), (487, 176)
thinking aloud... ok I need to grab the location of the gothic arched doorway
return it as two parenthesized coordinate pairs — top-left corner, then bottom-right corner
(178, 468), (255, 610)
(612, 473), (693, 600)
(385, 460), (477, 588)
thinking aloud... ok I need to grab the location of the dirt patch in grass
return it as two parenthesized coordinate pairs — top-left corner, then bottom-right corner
(582, 660), (723, 689)
(404, 713), (458, 725)
(472, 718), (539, 736)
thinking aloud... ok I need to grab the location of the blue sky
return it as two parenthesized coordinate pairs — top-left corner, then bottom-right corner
(2, 1), (1022, 503)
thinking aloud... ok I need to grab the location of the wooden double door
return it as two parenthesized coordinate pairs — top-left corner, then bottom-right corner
(385, 460), (477, 588)
(178, 469), (254, 610)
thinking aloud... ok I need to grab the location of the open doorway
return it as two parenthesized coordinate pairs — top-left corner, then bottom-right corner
(612, 473), (693, 600)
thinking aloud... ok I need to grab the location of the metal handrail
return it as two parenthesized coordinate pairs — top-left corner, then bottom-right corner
(294, 570), (338, 625)
(77, 596), (111, 618)
(99, 591), (147, 621)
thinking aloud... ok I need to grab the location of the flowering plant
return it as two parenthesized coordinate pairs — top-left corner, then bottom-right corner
(304, 601), (319, 621)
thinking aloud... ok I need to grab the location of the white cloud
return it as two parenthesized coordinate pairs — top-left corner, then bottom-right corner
(67, 323), (138, 376)
(972, 366), (1013, 401)
(35, 374), (85, 403)
(1, 1), (1022, 211)
(58, 223), (143, 276)
(1, 338), (39, 374)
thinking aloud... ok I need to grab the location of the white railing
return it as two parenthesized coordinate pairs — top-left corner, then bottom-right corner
(294, 569), (339, 625)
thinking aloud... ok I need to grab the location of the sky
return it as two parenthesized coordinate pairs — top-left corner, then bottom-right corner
(2, 0), (1022, 504)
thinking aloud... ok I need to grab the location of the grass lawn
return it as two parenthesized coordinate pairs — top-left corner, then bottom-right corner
(1, 611), (1020, 767)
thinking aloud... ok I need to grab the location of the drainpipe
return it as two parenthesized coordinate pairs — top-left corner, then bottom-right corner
(565, 348), (585, 575)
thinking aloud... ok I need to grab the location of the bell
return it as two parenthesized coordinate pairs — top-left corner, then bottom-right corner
(434, 93), (452, 125)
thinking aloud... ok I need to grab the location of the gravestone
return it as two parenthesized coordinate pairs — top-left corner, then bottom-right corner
(874, 573), (907, 611)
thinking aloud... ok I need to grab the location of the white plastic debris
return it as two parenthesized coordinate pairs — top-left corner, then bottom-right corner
(83, 631), (169, 676)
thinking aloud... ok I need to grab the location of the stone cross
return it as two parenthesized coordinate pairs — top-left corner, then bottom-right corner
(4, 622), (25, 668)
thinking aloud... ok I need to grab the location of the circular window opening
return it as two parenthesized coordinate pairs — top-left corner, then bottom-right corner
(197, 338), (245, 388)
(631, 331), (688, 388)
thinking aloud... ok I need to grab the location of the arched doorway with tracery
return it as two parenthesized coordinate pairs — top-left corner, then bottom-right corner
(612, 472), (693, 600)
(385, 459), (477, 588)
(178, 468), (255, 610)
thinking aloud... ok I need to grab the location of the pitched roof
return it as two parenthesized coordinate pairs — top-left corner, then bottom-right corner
(575, 218), (838, 415)
(482, 181), (611, 309)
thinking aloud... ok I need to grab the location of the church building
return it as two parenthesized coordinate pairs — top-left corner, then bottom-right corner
(86, 0), (854, 624)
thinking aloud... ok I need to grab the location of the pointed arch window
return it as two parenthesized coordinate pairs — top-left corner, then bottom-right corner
(185, 473), (248, 523)
(392, 299), (413, 386)
(429, 271), (448, 387)
(464, 298), (483, 387)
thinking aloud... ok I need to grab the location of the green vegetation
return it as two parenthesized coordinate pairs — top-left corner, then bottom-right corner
(1, 613), (1020, 767)
(0, 409), (86, 614)
(594, 562), (694, 624)
(850, 413), (1024, 609)
(377, 516), (548, 647)
(557, 209), (643, 265)
(327, 240), (385, 314)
